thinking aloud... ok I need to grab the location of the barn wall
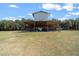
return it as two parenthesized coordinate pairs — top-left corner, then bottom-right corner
(33, 12), (49, 21)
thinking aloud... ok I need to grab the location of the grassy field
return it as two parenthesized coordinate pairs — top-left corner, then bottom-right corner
(0, 31), (79, 56)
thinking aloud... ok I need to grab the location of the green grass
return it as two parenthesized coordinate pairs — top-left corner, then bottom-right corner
(0, 31), (79, 56)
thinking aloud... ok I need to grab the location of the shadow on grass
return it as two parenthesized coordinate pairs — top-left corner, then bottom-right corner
(16, 30), (58, 34)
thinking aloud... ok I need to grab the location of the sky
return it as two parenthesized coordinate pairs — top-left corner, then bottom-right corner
(0, 3), (79, 20)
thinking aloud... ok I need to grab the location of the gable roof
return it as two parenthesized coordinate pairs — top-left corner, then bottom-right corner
(32, 11), (50, 17)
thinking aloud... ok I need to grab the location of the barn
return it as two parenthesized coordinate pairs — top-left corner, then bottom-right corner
(25, 11), (59, 31)
(32, 11), (49, 31)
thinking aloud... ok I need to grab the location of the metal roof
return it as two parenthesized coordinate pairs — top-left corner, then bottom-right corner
(32, 11), (50, 17)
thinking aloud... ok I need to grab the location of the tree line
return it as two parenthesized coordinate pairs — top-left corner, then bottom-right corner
(0, 18), (79, 31)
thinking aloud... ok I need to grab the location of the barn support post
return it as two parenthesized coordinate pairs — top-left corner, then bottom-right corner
(34, 21), (36, 31)
(47, 21), (48, 31)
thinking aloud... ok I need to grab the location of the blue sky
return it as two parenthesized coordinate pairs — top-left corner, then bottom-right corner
(0, 3), (79, 20)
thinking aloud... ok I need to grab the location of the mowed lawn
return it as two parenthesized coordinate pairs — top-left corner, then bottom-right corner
(0, 31), (79, 56)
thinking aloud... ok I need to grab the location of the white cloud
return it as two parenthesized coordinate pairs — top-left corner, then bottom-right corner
(69, 12), (79, 16)
(58, 17), (67, 20)
(9, 5), (19, 8)
(2, 17), (16, 21)
(42, 3), (62, 11)
(77, 6), (79, 9)
(65, 14), (71, 17)
(62, 3), (75, 11)
(42, 3), (76, 11)
(58, 14), (71, 20)
(2, 16), (22, 21)
(50, 14), (54, 17)
(18, 16), (25, 18)
(27, 13), (32, 16)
